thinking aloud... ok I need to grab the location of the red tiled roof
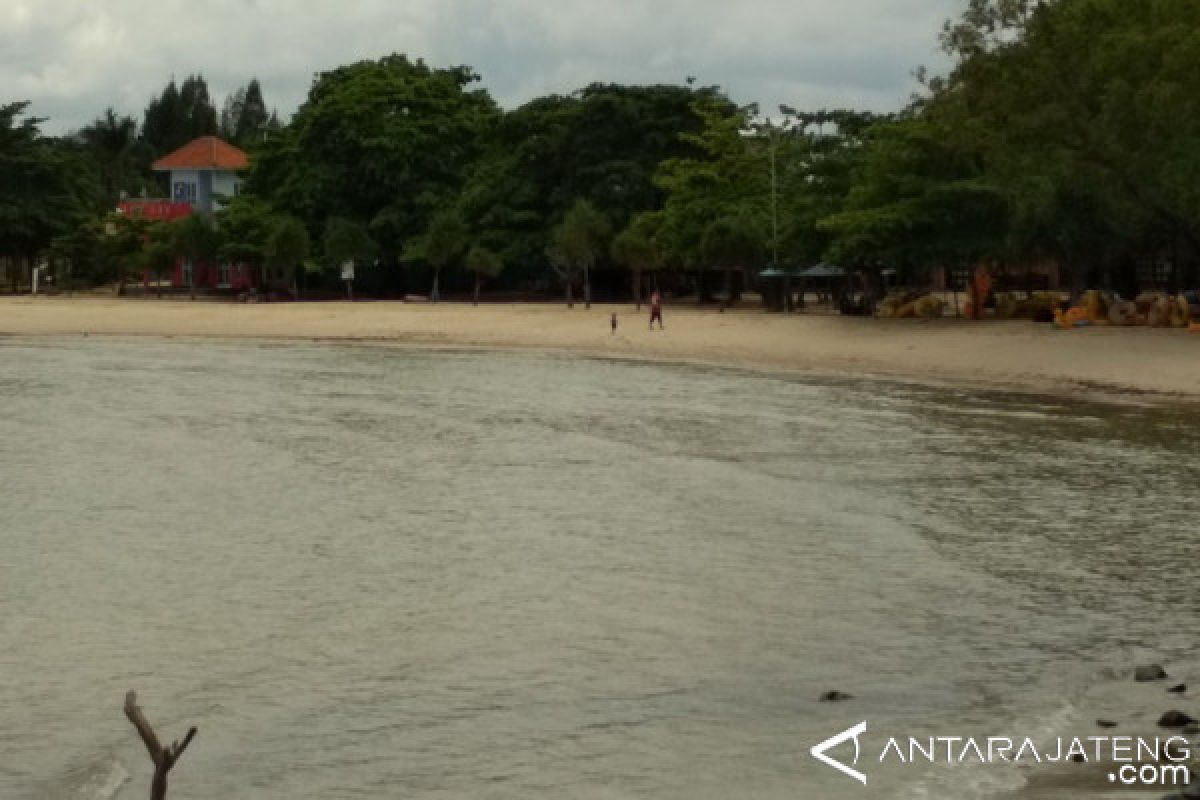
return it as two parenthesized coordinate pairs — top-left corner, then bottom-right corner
(152, 136), (249, 171)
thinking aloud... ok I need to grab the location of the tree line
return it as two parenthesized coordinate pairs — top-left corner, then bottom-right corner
(4, 0), (1198, 303)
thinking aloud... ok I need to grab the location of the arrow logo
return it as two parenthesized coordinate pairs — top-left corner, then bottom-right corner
(811, 721), (868, 785)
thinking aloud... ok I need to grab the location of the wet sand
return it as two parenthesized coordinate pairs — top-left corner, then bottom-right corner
(3, 295), (1199, 401)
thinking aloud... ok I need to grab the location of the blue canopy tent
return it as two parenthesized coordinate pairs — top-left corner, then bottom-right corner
(804, 263), (851, 307)
(759, 263), (893, 314)
(757, 266), (806, 312)
(799, 263), (847, 280)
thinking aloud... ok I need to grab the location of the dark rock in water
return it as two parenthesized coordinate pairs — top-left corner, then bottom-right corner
(1169, 684), (1188, 694)
(1070, 753), (1086, 763)
(820, 691), (853, 703)
(1096, 719), (1119, 729)
(1136, 665), (1169, 682)
(1157, 710), (1196, 728)
(1160, 784), (1200, 800)
(1182, 723), (1200, 736)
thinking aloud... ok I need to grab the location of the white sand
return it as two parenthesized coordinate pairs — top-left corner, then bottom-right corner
(3, 296), (1199, 401)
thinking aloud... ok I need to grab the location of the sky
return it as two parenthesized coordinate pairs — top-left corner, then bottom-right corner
(1, 0), (963, 134)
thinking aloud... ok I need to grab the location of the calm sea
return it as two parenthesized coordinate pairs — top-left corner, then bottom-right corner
(1, 337), (1197, 799)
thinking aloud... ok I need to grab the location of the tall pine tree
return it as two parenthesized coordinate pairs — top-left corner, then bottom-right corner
(142, 75), (218, 156)
(220, 78), (273, 148)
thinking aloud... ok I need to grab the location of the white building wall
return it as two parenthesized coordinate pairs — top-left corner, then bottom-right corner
(210, 171), (242, 211)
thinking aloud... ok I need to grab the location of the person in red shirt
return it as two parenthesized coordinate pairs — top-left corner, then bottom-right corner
(649, 290), (664, 330)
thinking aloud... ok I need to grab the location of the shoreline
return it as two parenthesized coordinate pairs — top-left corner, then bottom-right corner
(3, 295), (1199, 404)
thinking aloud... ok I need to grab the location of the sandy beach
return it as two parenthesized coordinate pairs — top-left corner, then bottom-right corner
(3, 295), (1199, 401)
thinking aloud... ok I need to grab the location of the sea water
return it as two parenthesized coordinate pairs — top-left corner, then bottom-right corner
(1, 338), (1196, 799)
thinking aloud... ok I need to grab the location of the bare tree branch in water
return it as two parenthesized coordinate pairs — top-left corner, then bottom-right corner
(123, 691), (197, 800)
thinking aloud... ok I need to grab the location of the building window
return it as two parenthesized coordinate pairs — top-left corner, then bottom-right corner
(182, 260), (193, 286)
(173, 181), (197, 205)
(219, 263), (231, 286)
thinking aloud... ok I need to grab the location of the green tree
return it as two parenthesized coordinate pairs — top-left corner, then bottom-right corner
(550, 84), (723, 227)
(179, 76), (219, 140)
(220, 78), (274, 149)
(324, 217), (376, 300)
(455, 147), (545, 285)
(768, 109), (884, 269)
(248, 55), (497, 249)
(142, 79), (183, 156)
(546, 199), (611, 308)
(0, 102), (101, 291)
(464, 245), (503, 305)
(925, 0), (1200, 290)
(701, 214), (763, 309)
(170, 212), (222, 299)
(454, 83), (718, 294)
(263, 216), (309, 295)
(140, 222), (176, 297)
(104, 211), (154, 294)
(819, 116), (1006, 287)
(217, 194), (276, 287)
(49, 217), (106, 291)
(142, 75), (218, 156)
(655, 94), (766, 302)
(77, 109), (151, 205)
(610, 211), (664, 309)
(406, 208), (468, 302)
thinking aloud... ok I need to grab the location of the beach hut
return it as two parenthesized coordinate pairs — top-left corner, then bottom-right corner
(758, 266), (804, 312)
(799, 263), (847, 281)
(798, 263), (849, 307)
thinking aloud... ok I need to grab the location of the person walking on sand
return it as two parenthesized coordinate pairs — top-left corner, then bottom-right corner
(611, 312), (618, 335)
(649, 290), (664, 330)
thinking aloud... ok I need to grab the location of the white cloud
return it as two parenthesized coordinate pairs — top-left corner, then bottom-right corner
(0, 0), (962, 133)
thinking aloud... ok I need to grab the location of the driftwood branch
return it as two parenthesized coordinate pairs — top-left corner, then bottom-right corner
(124, 691), (197, 800)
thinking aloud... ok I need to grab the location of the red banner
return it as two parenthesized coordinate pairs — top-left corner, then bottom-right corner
(118, 200), (193, 221)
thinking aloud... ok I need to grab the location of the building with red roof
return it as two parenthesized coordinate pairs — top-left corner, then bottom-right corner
(118, 135), (256, 291)
(151, 135), (248, 214)
(151, 135), (250, 172)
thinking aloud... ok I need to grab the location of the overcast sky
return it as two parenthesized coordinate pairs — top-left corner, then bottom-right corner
(2, 0), (963, 134)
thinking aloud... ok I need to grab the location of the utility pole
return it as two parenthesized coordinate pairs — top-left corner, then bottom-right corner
(743, 119), (788, 308)
(769, 126), (779, 269)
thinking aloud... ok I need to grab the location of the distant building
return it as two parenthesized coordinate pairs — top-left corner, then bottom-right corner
(152, 135), (248, 214)
(118, 136), (255, 290)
